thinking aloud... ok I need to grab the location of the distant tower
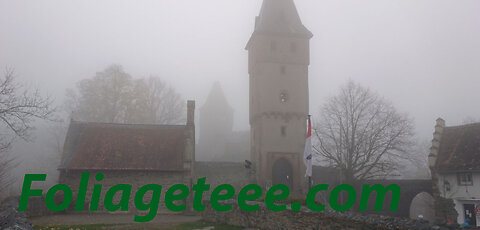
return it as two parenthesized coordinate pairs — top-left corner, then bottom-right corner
(246, 0), (312, 193)
(197, 82), (234, 161)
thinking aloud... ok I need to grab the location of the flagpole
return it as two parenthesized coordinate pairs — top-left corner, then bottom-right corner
(308, 176), (312, 190)
(307, 115), (312, 191)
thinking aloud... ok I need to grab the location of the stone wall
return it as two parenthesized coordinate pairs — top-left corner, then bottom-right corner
(54, 170), (188, 213)
(201, 201), (459, 230)
(194, 162), (253, 199)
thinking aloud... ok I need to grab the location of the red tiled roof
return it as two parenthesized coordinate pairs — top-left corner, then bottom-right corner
(59, 121), (186, 171)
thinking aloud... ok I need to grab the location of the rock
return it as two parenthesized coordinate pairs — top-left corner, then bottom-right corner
(0, 197), (34, 230)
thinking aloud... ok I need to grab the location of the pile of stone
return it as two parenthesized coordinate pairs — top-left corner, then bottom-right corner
(0, 197), (34, 230)
(316, 209), (460, 230)
(202, 201), (466, 230)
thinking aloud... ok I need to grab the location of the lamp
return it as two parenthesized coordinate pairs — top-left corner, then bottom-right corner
(444, 180), (451, 192)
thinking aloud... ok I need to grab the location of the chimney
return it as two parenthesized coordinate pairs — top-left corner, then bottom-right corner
(187, 100), (195, 126)
(428, 118), (446, 168)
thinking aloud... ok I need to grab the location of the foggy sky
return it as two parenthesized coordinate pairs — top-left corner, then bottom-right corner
(1, 0), (479, 141)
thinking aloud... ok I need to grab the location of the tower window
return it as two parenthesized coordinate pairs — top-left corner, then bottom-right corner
(290, 42), (297, 53)
(279, 11), (286, 22)
(270, 40), (277, 52)
(280, 91), (288, 103)
(281, 126), (286, 137)
(280, 66), (286, 74)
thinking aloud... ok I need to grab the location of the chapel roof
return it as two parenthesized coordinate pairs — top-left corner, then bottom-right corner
(59, 121), (186, 171)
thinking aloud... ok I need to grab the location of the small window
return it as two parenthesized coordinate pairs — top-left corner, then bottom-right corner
(279, 11), (286, 22)
(280, 91), (288, 103)
(270, 40), (277, 52)
(280, 65), (286, 74)
(457, 173), (473, 186)
(290, 42), (297, 53)
(281, 126), (286, 137)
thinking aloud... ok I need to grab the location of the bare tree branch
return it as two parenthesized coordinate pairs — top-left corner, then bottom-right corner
(0, 68), (55, 193)
(66, 65), (185, 125)
(313, 81), (414, 183)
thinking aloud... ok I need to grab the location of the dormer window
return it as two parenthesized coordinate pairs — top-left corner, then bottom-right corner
(457, 173), (473, 186)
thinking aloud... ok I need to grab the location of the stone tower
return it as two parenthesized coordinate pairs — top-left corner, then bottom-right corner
(197, 82), (234, 161)
(246, 0), (312, 193)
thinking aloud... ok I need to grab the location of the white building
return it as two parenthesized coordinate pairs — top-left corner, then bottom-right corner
(429, 118), (480, 227)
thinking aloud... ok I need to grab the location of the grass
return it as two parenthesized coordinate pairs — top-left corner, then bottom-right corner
(33, 221), (243, 230)
(33, 224), (125, 230)
(163, 221), (243, 230)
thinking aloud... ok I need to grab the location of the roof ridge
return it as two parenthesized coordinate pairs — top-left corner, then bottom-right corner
(72, 120), (186, 128)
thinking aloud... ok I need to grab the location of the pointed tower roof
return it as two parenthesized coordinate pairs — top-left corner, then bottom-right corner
(247, 0), (312, 48)
(201, 82), (233, 113)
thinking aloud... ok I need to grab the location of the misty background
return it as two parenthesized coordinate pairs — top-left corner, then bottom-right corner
(0, 0), (479, 192)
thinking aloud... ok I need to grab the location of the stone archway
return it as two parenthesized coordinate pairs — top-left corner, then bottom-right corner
(272, 158), (293, 189)
(360, 179), (433, 218)
(410, 192), (435, 222)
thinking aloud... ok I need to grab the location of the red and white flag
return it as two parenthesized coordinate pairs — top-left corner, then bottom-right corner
(303, 116), (313, 177)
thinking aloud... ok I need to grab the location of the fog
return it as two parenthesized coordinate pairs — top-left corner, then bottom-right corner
(0, 0), (479, 192)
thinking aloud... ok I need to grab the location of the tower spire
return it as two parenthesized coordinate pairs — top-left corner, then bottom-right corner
(247, 0), (312, 49)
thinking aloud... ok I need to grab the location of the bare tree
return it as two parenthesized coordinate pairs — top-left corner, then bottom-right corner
(462, 116), (479, 124)
(66, 65), (133, 123)
(126, 77), (185, 124)
(0, 150), (15, 194)
(409, 139), (431, 179)
(66, 65), (185, 125)
(0, 69), (55, 193)
(393, 139), (431, 179)
(146, 77), (185, 125)
(313, 81), (414, 183)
